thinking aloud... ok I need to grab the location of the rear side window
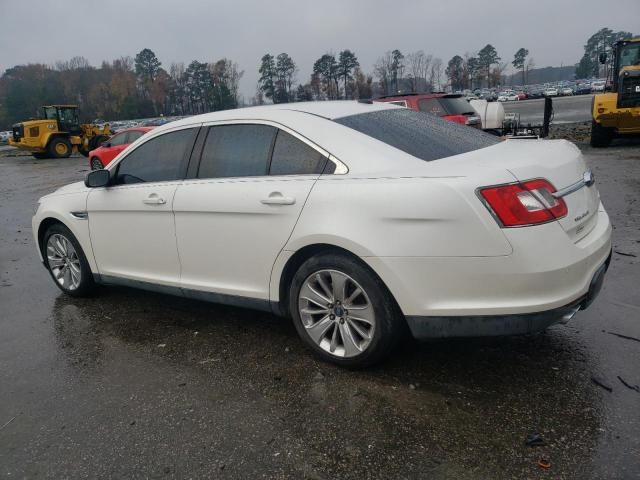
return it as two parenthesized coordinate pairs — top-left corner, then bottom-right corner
(109, 132), (128, 146)
(269, 130), (327, 175)
(334, 109), (499, 162)
(115, 128), (196, 184)
(198, 125), (275, 178)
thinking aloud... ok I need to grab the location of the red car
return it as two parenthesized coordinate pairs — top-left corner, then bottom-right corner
(89, 127), (154, 170)
(375, 93), (481, 128)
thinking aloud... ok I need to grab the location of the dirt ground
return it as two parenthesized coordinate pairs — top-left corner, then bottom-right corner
(0, 134), (639, 479)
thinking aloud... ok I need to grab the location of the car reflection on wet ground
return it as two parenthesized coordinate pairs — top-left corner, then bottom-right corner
(1, 142), (639, 479)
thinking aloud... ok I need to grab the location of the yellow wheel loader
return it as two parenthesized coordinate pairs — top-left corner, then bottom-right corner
(591, 38), (640, 147)
(8, 105), (112, 159)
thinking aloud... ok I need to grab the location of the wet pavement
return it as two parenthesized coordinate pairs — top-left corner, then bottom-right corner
(0, 141), (639, 479)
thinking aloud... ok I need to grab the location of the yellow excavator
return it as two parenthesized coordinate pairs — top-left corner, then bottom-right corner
(591, 37), (640, 147)
(9, 105), (112, 159)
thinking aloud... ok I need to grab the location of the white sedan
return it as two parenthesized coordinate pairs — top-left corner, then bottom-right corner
(33, 101), (612, 367)
(497, 92), (520, 102)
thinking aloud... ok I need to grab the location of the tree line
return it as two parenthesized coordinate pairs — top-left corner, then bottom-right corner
(0, 48), (243, 129)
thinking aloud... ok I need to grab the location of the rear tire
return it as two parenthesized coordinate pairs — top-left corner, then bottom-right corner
(289, 252), (404, 368)
(48, 137), (72, 158)
(43, 223), (95, 297)
(590, 120), (613, 148)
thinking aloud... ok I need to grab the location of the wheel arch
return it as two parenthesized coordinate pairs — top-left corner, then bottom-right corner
(273, 242), (404, 324)
(35, 214), (97, 273)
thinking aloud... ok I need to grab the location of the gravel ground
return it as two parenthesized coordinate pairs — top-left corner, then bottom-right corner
(0, 133), (639, 479)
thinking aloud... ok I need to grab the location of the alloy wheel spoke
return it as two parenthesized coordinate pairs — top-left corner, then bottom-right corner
(344, 287), (362, 306)
(302, 282), (332, 306)
(347, 318), (371, 341)
(330, 271), (347, 302)
(338, 322), (361, 356)
(305, 315), (333, 344)
(48, 257), (65, 268)
(329, 324), (339, 353)
(315, 273), (334, 302)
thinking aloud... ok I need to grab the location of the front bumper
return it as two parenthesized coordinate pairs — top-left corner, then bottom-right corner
(405, 251), (611, 339)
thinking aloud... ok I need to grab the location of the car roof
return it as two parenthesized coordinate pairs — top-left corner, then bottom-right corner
(153, 101), (400, 133)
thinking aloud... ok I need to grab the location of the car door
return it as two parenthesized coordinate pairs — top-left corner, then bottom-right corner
(87, 125), (199, 286)
(173, 122), (331, 305)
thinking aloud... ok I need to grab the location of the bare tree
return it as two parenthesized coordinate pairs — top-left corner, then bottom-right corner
(429, 58), (443, 91)
(406, 51), (432, 92)
(373, 51), (394, 95)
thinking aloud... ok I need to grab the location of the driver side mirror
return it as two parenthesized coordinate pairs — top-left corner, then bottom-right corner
(85, 169), (111, 188)
(599, 53), (607, 64)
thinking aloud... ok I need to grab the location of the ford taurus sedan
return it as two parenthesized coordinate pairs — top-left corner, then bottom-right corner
(32, 101), (612, 368)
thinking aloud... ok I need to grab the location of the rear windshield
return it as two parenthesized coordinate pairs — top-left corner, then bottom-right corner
(334, 108), (499, 162)
(418, 97), (475, 116)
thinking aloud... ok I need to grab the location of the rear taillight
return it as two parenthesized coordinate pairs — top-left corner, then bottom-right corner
(479, 179), (567, 227)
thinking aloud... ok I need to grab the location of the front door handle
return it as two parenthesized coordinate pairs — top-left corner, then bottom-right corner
(143, 194), (166, 205)
(261, 192), (296, 206)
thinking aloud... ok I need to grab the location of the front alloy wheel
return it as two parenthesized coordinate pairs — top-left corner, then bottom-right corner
(46, 233), (82, 290)
(298, 270), (375, 358)
(43, 223), (95, 297)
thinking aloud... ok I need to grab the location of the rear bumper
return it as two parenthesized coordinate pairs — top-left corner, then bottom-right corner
(363, 207), (612, 335)
(405, 251), (611, 339)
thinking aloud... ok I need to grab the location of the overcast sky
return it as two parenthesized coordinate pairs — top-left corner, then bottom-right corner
(1, 0), (637, 99)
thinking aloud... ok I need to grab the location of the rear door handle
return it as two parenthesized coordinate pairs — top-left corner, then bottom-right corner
(261, 192), (296, 205)
(143, 194), (166, 205)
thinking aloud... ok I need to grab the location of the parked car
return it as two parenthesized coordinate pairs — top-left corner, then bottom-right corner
(528, 88), (545, 99)
(560, 87), (574, 96)
(591, 81), (606, 92)
(0, 131), (11, 145)
(375, 93), (481, 128)
(543, 87), (559, 97)
(88, 127), (154, 170)
(516, 91), (528, 100)
(497, 91), (519, 102)
(33, 101), (612, 367)
(575, 83), (592, 95)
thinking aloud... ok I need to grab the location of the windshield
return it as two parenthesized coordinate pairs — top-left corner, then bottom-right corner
(43, 107), (57, 120)
(334, 108), (499, 162)
(619, 43), (640, 67)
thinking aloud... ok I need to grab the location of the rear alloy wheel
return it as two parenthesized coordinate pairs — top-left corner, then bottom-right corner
(590, 120), (613, 148)
(43, 223), (95, 297)
(48, 137), (72, 158)
(90, 157), (103, 170)
(290, 253), (403, 368)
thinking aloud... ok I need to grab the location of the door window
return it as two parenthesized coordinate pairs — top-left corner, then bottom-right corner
(109, 132), (129, 146)
(269, 130), (327, 175)
(115, 128), (196, 184)
(198, 124), (275, 179)
(125, 130), (144, 144)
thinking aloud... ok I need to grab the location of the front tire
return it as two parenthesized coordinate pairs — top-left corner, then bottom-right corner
(590, 120), (613, 148)
(48, 137), (72, 158)
(289, 252), (404, 368)
(43, 223), (95, 297)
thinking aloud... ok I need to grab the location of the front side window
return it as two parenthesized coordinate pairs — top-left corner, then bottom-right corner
(269, 130), (327, 176)
(115, 128), (196, 184)
(125, 130), (144, 144)
(198, 124), (275, 179)
(109, 132), (128, 146)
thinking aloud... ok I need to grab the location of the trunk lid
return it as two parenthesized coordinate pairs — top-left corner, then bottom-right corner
(497, 139), (600, 241)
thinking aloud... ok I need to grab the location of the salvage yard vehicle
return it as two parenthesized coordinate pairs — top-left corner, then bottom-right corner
(9, 105), (112, 159)
(375, 93), (481, 128)
(33, 101), (612, 368)
(543, 87), (559, 97)
(89, 127), (154, 170)
(591, 37), (640, 147)
(497, 91), (519, 102)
